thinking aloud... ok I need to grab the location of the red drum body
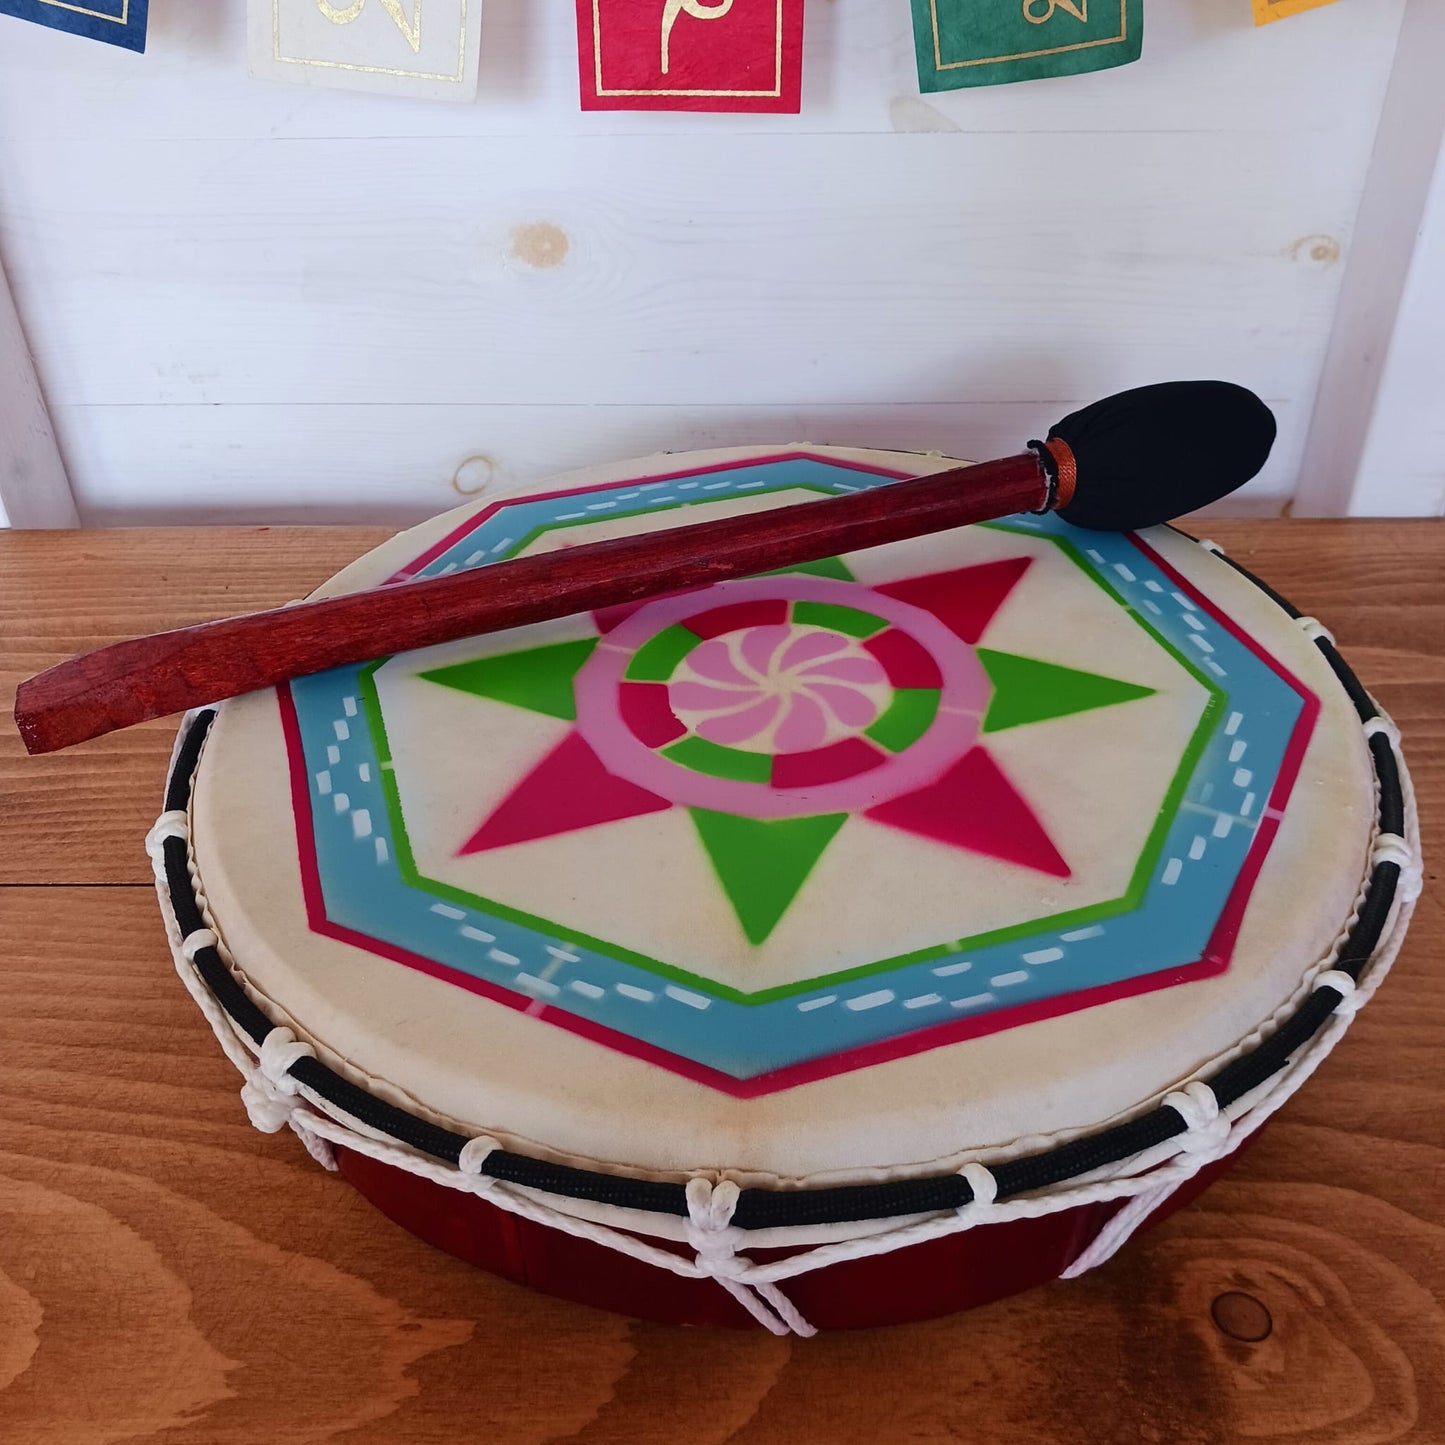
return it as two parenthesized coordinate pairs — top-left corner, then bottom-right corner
(335, 1141), (1247, 1330)
(155, 447), (1417, 1335)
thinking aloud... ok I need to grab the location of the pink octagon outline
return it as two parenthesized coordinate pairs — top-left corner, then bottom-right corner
(573, 575), (991, 818)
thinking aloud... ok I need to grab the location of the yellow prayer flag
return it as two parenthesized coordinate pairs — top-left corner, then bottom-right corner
(1253, 0), (1339, 24)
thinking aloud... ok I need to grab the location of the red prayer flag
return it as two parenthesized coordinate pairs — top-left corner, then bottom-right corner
(577, 0), (804, 113)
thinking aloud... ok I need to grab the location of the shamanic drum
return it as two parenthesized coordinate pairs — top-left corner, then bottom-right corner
(150, 447), (1418, 1333)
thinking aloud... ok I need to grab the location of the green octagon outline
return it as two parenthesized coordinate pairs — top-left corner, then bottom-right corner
(359, 520), (1225, 1007)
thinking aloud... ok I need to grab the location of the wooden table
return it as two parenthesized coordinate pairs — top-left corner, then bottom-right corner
(1, 522), (1441, 1444)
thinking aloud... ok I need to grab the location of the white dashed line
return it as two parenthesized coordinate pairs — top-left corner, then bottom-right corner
(1113, 563), (1137, 582)
(932, 960), (972, 977)
(1213, 815), (1233, 838)
(1233, 768), (1253, 787)
(1086, 549), (1106, 564)
(1172, 591), (1197, 612)
(1186, 634), (1215, 654)
(374, 837), (389, 864)
(1189, 835), (1208, 861)
(430, 903), (465, 920)
(342, 696), (358, 717)
(735, 480), (766, 490)
(1182, 614), (1205, 632)
(1144, 580), (1164, 593)
(326, 745), (341, 765)
(904, 993), (944, 1009)
(1143, 600), (1163, 615)
(332, 793), (350, 813)
(488, 948), (520, 967)
(490, 537), (514, 554)
(315, 770), (332, 794)
(701, 480), (731, 491)
(358, 762), (372, 782)
(951, 992), (996, 1010)
(1205, 660), (1227, 678)
(1225, 711), (1243, 736)
(1240, 792), (1257, 818)
(459, 924), (495, 943)
(351, 809), (372, 839)
(334, 720), (350, 741)
(569, 979), (605, 1000)
(797, 995), (835, 1012)
(1228, 741), (1247, 762)
(1161, 858), (1183, 886)
(465, 550), (486, 565)
(517, 972), (559, 996)
(665, 985), (711, 1010)
(545, 947), (581, 963)
(1022, 947), (1064, 965)
(554, 511), (586, 521)
(1061, 925), (1104, 942)
(845, 989), (895, 1011)
(616, 983), (656, 1002)
(989, 970), (1029, 988)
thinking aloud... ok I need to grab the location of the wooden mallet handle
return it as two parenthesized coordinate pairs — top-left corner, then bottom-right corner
(14, 379), (1281, 756)
(14, 449), (1061, 755)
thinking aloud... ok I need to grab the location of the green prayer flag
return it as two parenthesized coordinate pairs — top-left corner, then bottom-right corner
(913, 0), (1143, 92)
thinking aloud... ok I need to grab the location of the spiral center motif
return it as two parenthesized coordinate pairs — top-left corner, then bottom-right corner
(668, 624), (892, 754)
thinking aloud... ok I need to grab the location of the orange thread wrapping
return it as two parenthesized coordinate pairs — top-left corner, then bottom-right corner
(1046, 437), (1078, 510)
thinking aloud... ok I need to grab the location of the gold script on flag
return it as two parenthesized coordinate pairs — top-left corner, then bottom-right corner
(661, 0), (735, 74)
(1023, 0), (1087, 24)
(315, 0), (423, 53)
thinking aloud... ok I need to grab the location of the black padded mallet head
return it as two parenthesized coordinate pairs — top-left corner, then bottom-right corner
(1051, 380), (1277, 531)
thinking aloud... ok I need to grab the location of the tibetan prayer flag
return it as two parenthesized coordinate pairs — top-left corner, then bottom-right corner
(578, 0), (804, 113)
(914, 0), (1142, 91)
(0, 0), (148, 51)
(248, 0), (483, 102)
(1253, 0), (1338, 23)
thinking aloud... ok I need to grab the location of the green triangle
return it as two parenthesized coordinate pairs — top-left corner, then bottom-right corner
(418, 638), (599, 720)
(689, 810), (848, 945)
(977, 648), (1156, 733)
(761, 556), (854, 581)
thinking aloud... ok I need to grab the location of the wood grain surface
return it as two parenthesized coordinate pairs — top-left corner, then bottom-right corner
(1, 520), (1441, 1443)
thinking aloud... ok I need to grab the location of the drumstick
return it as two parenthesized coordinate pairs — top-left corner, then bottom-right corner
(14, 380), (1275, 756)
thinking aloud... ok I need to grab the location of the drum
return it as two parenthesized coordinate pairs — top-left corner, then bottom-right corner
(149, 446), (1419, 1334)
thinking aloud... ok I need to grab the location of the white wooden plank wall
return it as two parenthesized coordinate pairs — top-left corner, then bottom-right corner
(0, 0), (1412, 524)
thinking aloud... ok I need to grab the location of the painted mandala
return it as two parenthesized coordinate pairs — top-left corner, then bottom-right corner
(281, 451), (1317, 1093)
(420, 559), (1152, 944)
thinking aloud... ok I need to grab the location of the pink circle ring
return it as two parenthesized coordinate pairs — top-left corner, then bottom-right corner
(574, 576), (990, 819)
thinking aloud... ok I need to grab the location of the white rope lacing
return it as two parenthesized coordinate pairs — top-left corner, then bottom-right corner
(684, 1179), (815, 1336)
(147, 695), (1418, 1331)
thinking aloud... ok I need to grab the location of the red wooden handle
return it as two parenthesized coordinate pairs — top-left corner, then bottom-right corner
(14, 452), (1048, 754)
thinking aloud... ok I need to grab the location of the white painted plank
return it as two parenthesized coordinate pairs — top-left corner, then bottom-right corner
(1350, 130), (1445, 517)
(0, 128), (1372, 415)
(1294, 0), (1445, 517)
(0, 251), (77, 528)
(53, 399), (1295, 526)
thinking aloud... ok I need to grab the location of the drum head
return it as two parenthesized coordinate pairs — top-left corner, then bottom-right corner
(185, 446), (1382, 1187)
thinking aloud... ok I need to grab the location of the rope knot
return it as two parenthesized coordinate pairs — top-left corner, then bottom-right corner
(1313, 967), (1363, 1016)
(959, 1161), (998, 1209)
(1296, 616), (1335, 646)
(683, 1178), (815, 1337)
(457, 1135), (501, 1188)
(240, 1027), (317, 1134)
(146, 810), (190, 859)
(1371, 832), (1423, 903)
(1163, 1080), (1230, 1155)
(684, 1178), (747, 1276)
